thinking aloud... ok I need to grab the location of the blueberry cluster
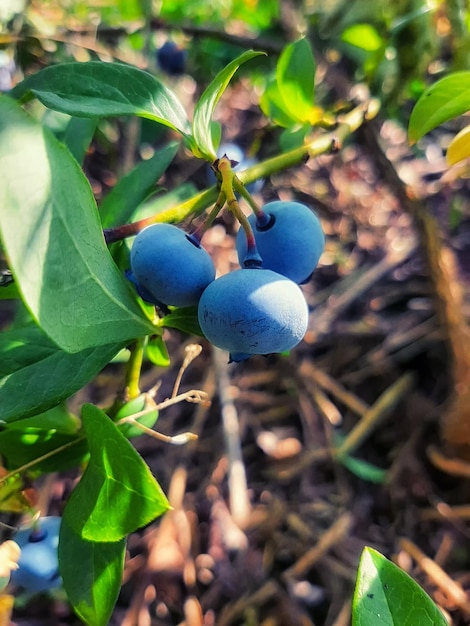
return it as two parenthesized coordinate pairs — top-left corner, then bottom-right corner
(11, 516), (61, 593)
(128, 201), (324, 362)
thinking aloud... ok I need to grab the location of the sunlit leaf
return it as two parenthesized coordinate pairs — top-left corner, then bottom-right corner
(59, 516), (125, 626)
(353, 547), (447, 626)
(146, 335), (171, 367)
(275, 38), (317, 124)
(408, 72), (470, 143)
(0, 96), (155, 353)
(446, 124), (470, 166)
(0, 324), (123, 423)
(63, 404), (169, 542)
(0, 469), (38, 514)
(341, 24), (384, 52)
(192, 50), (266, 159)
(11, 61), (191, 139)
(260, 77), (300, 128)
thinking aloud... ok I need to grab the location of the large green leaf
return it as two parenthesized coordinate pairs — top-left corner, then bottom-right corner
(192, 50), (266, 159)
(0, 96), (155, 353)
(63, 404), (169, 542)
(11, 61), (191, 138)
(353, 547), (447, 626)
(408, 72), (470, 143)
(0, 324), (123, 422)
(64, 116), (98, 165)
(100, 141), (179, 228)
(275, 38), (316, 124)
(59, 516), (125, 626)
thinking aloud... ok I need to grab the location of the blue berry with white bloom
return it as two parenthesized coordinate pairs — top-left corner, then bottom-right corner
(130, 224), (215, 308)
(198, 268), (309, 362)
(236, 200), (324, 284)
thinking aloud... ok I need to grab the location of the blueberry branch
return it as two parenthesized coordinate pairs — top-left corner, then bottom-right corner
(218, 156), (262, 267)
(189, 189), (227, 243)
(103, 186), (218, 244)
(103, 99), (380, 244)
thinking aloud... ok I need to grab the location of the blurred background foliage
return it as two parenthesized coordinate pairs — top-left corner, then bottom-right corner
(1, 0), (469, 113)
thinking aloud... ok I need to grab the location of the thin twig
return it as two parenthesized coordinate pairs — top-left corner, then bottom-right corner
(299, 360), (370, 417)
(399, 537), (470, 614)
(282, 512), (352, 580)
(213, 347), (251, 528)
(335, 372), (414, 459)
(171, 344), (203, 398)
(311, 240), (417, 339)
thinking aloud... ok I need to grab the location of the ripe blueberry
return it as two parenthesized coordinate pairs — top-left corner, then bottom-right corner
(197, 268), (309, 362)
(130, 224), (215, 308)
(235, 200), (325, 284)
(156, 41), (187, 76)
(11, 516), (61, 593)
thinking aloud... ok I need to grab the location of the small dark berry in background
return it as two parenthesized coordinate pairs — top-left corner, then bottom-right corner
(156, 41), (187, 76)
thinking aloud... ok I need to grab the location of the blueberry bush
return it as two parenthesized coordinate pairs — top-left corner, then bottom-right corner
(0, 37), (348, 624)
(1, 1), (470, 624)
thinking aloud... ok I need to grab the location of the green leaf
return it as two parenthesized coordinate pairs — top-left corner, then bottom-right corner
(352, 547), (448, 626)
(63, 404), (169, 542)
(275, 38), (316, 124)
(192, 50), (266, 159)
(160, 306), (203, 336)
(260, 77), (300, 128)
(338, 454), (387, 484)
(132, 182), (199, 222)
(341, 24), (384, 52)
(64, 117), (98, 165)
(0, 282), (20, 300)
(0, 324), (123, 422)
(0, 405), (88, 473)
(408, 72), (470, 143)
(59, 516), (125, 626)
(100, 142), (179, 228)
(146, 335), (170, 367)
(279, 125), (311, 151)
(3, 404), (80, 433)
(0, 95), (155, 353)
(11, 61), (191, 139)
